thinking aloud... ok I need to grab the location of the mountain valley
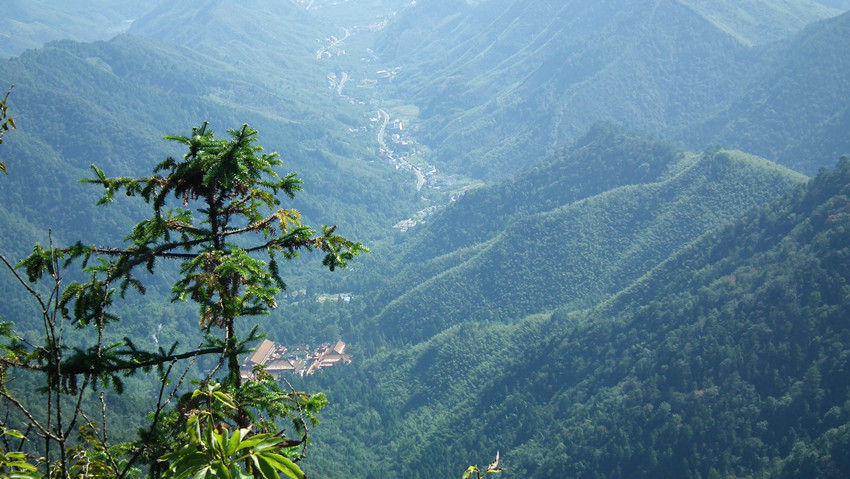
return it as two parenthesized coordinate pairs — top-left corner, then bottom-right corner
(1, 1), (850, 478)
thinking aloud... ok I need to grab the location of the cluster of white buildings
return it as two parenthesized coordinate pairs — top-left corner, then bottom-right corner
(240, 339), (352, 379)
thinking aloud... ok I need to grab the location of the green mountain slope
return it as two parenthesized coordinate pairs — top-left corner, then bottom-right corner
(0, 34), (414, 245)
(308, 157), (850, 479)
(0, 35), (421, 344)
(372, 0), (840, 181)
(677, 0), (839, 45)
(128, 0), (325, 85)
(0, 0), (159, 58)
(397, 125), (682, 263)
(363, 127), (806, 345)
(681, 10), (850, 175)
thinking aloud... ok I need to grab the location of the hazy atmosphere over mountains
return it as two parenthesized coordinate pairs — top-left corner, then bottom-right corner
(1, 1), (850, 478)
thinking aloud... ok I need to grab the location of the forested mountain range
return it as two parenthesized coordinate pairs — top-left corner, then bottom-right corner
(0, 0), (160, 58)
(0, 32), (419, 348)
(681, 10), (850, 173)
(0, 34), (417, 250)
(361, 126), (806, 345)
(372, 0), (850, 179)
(127, 0), (331, 89)
(310, 152), (850, 479)
(1, 1), (850, 478)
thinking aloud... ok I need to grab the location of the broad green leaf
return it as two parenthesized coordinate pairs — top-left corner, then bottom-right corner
(212, 390), (238, 409)
(1, 428), (26, 439)
(212, 426), (228, 455)
(225, 428), (249, 456)
(187, 416), (202, 444)
(211, 460), (230, 478)
(3, 457), (37, 472)
(258, 451), (304, 479)
(4, 461), (38, 474)
(253, 454), (277, 479)
(230, 462), (252, 479)
(236, 433), (285, 452)
(165, 451), (210, 479)
(190, 465), (212, 479)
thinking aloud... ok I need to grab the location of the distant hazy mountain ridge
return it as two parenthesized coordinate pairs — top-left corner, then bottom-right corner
(374, 0), (849, 179)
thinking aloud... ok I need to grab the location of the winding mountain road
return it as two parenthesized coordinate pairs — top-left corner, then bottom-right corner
(377, 109), (426, 190)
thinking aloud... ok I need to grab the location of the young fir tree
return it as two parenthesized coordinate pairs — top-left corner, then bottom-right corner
(0, 122), (366, 478)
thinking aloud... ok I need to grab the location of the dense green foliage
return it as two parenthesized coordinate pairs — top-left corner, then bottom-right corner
(308, 156), (850, 479)
(3, 2), (850, 478)
(0, 33), (418, 341)
(362, 129), (805, 345)
(684, 10), (850, 174)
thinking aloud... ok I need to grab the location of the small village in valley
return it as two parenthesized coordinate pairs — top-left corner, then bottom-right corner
(240, 339), (352, 379)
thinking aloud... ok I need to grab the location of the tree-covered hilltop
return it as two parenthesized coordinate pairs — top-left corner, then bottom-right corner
(308, 156), (850, 479)
(0, 0), (160, 58)
(396, 125), (684, 263)
(676, 0), (839, 46)
(682, 9), (850, 175)
(361, 127), (806, 346)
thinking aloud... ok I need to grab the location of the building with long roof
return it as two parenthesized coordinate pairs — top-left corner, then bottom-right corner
(241, 339), (351, 379)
